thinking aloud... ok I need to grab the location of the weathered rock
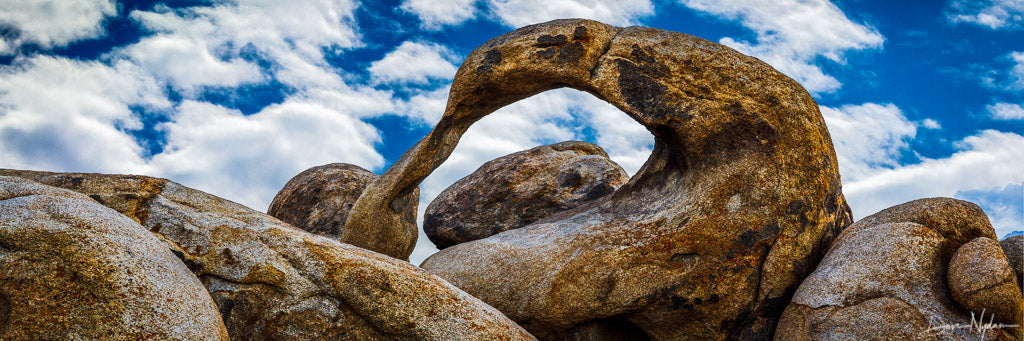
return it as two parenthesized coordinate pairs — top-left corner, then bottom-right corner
(1002, 235), (1023, 293)
(949, 237), (1023, 326)
(268, 163), (419, 247)
(776, 198), (1020, 340)
(347, 19), (853, 339)
(0, 169), (535, 341)
(0, 175), (229, 340)
(425, 141), (629, 249)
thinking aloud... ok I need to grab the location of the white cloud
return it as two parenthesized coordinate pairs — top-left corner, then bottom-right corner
(148, 99), (384, 210)
(947, 0), (1024, 30)
(955, 183), (1024, 238)
(369, 41), (458, 85)
(678, 0), (884, 94)
(844, 130), (1024, 226)
(1008, 51), (1024, 90)
(0, 56), (168, 173)
(922, 118), (942, 129)
(402, 0), (478, 30)
(820, 103), (917, 182)
(122, 33), (263, 94)
(486, 0), (654, 27)
(988, 102), (1024, 120)
(0, 0), (116, 54)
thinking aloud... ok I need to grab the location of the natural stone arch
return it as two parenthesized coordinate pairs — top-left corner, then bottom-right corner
(344, 19), (852, 339)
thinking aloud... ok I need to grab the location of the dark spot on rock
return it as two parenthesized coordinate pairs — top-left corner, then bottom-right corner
(759, 223), (780, 240)
(535, 34), (568, 47)
(573, 26), (588, 40)
(671, 295), (695, 310)
(149, 223), (162, 233)
(583, 183), (613, 200)
(557, 41), (584, 62)
(474, 49), (502, 75)
(616, 59), (673, 120)
(737, 229), (759, 249)
(537, 47), (557, 58)
(170, 249), (202, 272)
(630, 44), (656, 65)
(88, 194), (104, 204)
(694, 297), (703, 304)
(218, 296), (235, 321)
(788, 200), (805, 215)
(559, 171), (583, 187)
(709, 294), (720, 303)
(70, 177), (83, 186)
(0, 294), (8, 327)
(222, 248), (235, 265)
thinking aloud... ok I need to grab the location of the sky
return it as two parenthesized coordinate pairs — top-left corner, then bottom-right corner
(0, 0), (1021, 264)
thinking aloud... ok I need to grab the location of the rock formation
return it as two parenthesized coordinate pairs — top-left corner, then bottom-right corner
(0, 175), (229, 340)
(0, 169), (534, 341)
(424, 141), (628, 249)
(345, 19), (853, 339)
(949, 237), (1022, 327)
(268, 163), (418, 247)
(1002, 235), (1023, 294)
(776, 198), (1022, 340)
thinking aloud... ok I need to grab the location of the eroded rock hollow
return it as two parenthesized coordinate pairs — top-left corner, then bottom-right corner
(345, 19), (853, 339)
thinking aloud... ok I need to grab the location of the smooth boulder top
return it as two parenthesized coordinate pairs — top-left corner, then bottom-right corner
(777, 198), (1020, 340)
(0, 175), (229, 340)
(268, 163), (419, 253)
(424, 141), (629, 249)
(0, 169), (535, 341)
(346, 18), (852, 339)
(948, 237), (1022, 327)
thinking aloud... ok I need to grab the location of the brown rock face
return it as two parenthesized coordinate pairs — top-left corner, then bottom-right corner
(1002, 235), (1023, 294)
(949, 237), (1022, 326)
(268, 163), (418, 248)
(776, 198), (1021, 340)
(345, 19), (852, 339)
(0, 169), (534, 341)
(424, 141), (629, 249)
(0, 176), (229, 340)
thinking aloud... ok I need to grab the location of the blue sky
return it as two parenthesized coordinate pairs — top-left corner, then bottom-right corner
(1, 0), (1021, 263)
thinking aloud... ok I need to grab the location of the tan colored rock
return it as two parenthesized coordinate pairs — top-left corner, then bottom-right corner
(346, 19), (853, 339)
(776, 198), (1020, 340)
(1002, 235), (1023, 294)
(268, 163), (418, 245)
(0, 169), (535, 341)
(425, 141), (628, 249)
(0, 175), (229, 340)
(949, 237), (1022, 326)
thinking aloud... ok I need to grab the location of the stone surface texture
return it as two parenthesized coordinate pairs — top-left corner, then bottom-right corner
(0, 175), (229, 340)
(948, 237), (1022, 326)
(0, 169), (535, 341)
(268, 163), (419, 251)
(1002, 235), (1023, 294)
(345, 19), (853, 339)
(424, 141), (629, 249)
(776, 198), (1021, 340)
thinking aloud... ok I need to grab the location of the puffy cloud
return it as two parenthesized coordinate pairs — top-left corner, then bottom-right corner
(0, 0), (116, 54)
(843, 130), (1024, 224)
(678, 0), (884, 94)
(947, 0), (1024, 30)
(922, 118), (942, 129)
(988, 102), (1024, 120)
(820, 103), (917, 182)
(148, 99), (385, 210)
(121, 33), (263, 94)
(369, 41), (458, 85)
(955, 183), (1023, 239)
(401, 0), (653, 29)
(402, 0), (478, 30)
(486, 0), (654, 27)
(0, 56), (167, 173)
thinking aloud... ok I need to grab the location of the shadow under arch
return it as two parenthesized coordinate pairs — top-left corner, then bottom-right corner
(344, 19), (852, 340)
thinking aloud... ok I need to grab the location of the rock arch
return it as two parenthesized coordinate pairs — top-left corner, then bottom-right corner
(343, 19), (852, 339)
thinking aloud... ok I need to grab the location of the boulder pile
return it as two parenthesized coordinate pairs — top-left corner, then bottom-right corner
(0, 18), (1019, 340)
